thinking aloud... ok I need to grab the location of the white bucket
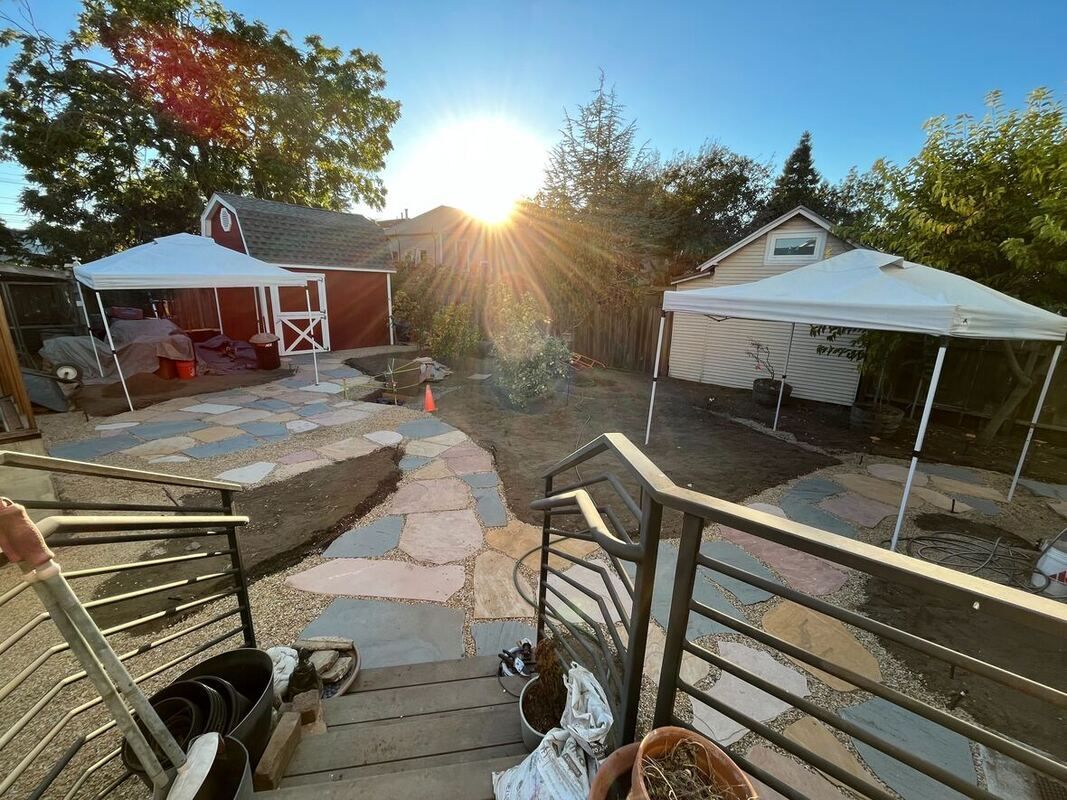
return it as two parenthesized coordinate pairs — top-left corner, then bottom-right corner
(1032, 541), (1067, 598)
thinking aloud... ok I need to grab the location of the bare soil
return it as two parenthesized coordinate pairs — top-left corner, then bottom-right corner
(90, 449), (401, 629)
(72, 368), (289, 416)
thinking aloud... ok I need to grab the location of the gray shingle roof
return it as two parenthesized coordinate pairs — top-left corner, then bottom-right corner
(214, 194), (394, 272)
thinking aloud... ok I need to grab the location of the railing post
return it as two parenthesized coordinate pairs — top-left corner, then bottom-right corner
(223, 488), (257, 647)
(619, 492), (663, 744)
(653, 512), (703, 727)
(536, 476), (553, 643)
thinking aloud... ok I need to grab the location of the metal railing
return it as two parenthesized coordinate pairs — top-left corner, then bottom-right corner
(530, 433), (1067, 799)
(0, 450), (253, 799)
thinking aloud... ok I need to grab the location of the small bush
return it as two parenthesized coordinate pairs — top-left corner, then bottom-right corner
(487, 285), (570, 407)
(426, 303), (479, 361)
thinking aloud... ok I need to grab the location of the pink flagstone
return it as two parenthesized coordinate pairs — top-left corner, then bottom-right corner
(278, 449), (321, 465)
(817, 492), (896, 528)
(717, 526), (849, 596)
(285, 558), (463, 602)
(440, 442), (494, 475)
(388, 478), (471, 514)
(400, 509), (483, 564)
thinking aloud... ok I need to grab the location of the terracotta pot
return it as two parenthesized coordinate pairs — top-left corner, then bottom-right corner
(588, 743), (638, 800)
(630, 727), (756, 800)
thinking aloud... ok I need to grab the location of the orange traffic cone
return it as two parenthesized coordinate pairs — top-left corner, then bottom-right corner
(423, 384), (437, 413)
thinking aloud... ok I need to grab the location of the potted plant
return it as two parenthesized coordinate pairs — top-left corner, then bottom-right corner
(746, 340), (791, 409)
(589, 726), (757, 800)
(518, 638), (567, 751)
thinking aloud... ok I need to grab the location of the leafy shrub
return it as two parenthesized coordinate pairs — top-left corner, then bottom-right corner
(487, 285), (570, 407)
(426, 303), (479, 360)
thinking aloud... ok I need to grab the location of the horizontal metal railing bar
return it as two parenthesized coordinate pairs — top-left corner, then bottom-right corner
(545, 579), (627, 657)
(14, 499), (228, 514)
(83, 569), (238, 612)
(680, 646), (999, 800)
(64, 549), (235, 580)
(601, 506), (637, 546)
(532, 490), (642, 560)
(92, 771), (129, 800)
(605, 552), (636, 599)
(27, 736), (84, 800)
(721, 747), (814, 800)
(37, 515), (248, 538)
(542, 595), (623, 697)
(539, 609), (622, 723)
(544, 555), (631, 629)
(689, 597), (1067, 782)
(549, 472), (642, 520)
(56, 747), (119, 800)
(0, 450), (243, 491)
(695, 552), (1067, 708)
(48, 529), (234, 547)
(0, 578), (29, 607)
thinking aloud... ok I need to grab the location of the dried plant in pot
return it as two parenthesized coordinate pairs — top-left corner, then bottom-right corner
(518, 638), (567, 751)
(746, 341), (791, 409)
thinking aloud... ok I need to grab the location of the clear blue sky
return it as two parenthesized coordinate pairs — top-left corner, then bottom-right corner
(1, 0), (1064, 224)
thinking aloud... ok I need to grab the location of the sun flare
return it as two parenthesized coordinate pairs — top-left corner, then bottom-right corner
(403, 117), (546, 224)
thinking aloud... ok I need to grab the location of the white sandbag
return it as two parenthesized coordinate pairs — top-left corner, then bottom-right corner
(560, 663), (613, 760)
(266, 646), (297, 703)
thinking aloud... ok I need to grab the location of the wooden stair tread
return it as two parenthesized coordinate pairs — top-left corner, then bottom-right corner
(326, 675), (516, 726)
(349, 655), (500, 693)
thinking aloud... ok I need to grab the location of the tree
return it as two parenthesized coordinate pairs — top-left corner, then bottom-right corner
(656, 141), (771, 273)
(751, 131), (838, 227)
(837, 88), (1067, 442)
(0, 0), (400, 262)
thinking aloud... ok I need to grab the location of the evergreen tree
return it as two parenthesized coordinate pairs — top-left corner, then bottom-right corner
(752, 131), (837, 226)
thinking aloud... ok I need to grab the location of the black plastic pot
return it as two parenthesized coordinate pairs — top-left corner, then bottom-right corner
(191, 737), (253, 800)
(753, 378), (792, 408)
(850, 402), (904, 437)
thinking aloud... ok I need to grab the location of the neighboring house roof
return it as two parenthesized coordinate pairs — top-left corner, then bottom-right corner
(674, 206), (839, 285)
(205, 193), (394, 272)
(387, 205), (472, 236)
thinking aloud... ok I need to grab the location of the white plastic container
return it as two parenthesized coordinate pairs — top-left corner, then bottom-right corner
(1032, 539), (1067, 598)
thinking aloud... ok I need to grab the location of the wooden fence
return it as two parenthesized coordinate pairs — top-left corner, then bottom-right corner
(568, 295), (667, 374)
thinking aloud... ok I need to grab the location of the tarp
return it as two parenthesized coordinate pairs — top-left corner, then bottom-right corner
(663, 248), (1067, 342)
(74, 232), (307, 290)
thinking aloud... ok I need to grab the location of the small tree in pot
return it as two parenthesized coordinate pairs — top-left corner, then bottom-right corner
(746, 340), (792, 409)
(518, 638), (568, 751)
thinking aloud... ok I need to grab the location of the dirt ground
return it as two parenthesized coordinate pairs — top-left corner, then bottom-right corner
(90, 448), (401, 629)
(71, 367), (289, 416)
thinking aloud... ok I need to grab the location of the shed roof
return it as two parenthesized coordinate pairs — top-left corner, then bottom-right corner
(209, 193), (395, 272)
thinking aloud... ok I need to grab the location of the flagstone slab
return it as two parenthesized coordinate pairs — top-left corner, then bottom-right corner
(423, 430), (469, 447)
(1019, 477), (1067, 501)
(189, 426), (246, 443)
(96, 421), (140, 431)
(271, 459), (332, 481)
(324, 516), (404, 558)
(951, 495), (1000, 516)
(474, 550), (534, 618)
(699, 541), (781, 604)
(399, 455), (431, 472)
(912, 487), (972, 513)
(619, 621), (710, 687)
(300, 382), (344, 394)
(277, 449), (320, 465)
(978, 744), (1045, 800)
(923, 463), (987, 485)
(929, 475), (1004, 502)
(388, 477), (471, 514)
(440, 442), (494, 475)
(785, 477), (845, 504)
(473, 486), (509, 527)
(210, 408), (273, 426)
(841, 698), (977, 800)
(409, 459), (454, 479)
(718, 524), (850, 596)
(400, 509), (482, 563)
(214, 461), (276, 485)
(51, 434), (142, 461)
(308, 409), (370, 427)
(1049, 500), (1067, 520)
(296, 402), (333, 417)
(780, 495), (859, 539)
(745, 746), (852, 800)
(472, 620), (536, 655)
(183, 434), (261, 459)
(835, 473), (918, 508)
(549, 561), (632, 625)
(817, 492), (897, 528)
(867, 462), (929, 486)
(405, 439), (450, 458)
(762, 601), (881, 691)
(486, 519), (597, 572)
(462, 471), (501, 489)
(396, 418), (458, 439)
(286, 420), (319, 434)
(469, 373), (491, 380)
(239, 421), (289, 440)
(204, 392), (260, 405)
(287, 558), (463, 602)
(246, 398), (294, 412)
(149, 455), (191, 464)
(130, 420), (208, 440)
(364, 430), (403, 446)
(123, 436), (199, 458)
(263, 412), (299, 423)
(784, 717), (874, 790)
(300, 599), (464, 668)
(316, 437), (379, 462)
(278, 391), (328, 405)
(323, 366), (364, 379)
(691, 642), (810, 745)
(180, 403), (241, 415)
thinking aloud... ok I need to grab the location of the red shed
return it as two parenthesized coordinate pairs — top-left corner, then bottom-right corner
(179, 193), (396, 354)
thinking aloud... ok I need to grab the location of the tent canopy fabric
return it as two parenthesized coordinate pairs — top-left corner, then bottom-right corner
(662, 248), (1067, 342)
(74, 233), (308, 290)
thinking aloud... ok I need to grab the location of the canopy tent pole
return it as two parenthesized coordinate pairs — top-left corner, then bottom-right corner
(305, 286), (320, 385)
(252, 288), (262, 333)
(213, 288), (224, 335)
(386, 273), (395, 346)
(76, 281), (103, 378)
(1007, 341), (1063, 502)
(644, 311), (668, 446)
(94, 291), (134, 413)
(890, 338), (948, 552)
(773, 322), (796, 432)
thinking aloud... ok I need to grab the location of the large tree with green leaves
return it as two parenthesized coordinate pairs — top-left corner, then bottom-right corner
(837, 88), (1067, 442)
(751, 130), (838, 227)
(0, 0), (400, 262)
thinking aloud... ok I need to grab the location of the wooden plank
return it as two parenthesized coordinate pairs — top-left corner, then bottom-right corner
(327, 676), (514, 726)
(279, 742), (528, 788)
(285, 704), (521, 776)
(0, 297), (34, 430)
(268, 754), (524, 800)
(350, 655), (499, 693)
(254, 712), (302, 791)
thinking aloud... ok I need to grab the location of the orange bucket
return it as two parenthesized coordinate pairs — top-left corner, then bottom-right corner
(175, 360), (197, 380)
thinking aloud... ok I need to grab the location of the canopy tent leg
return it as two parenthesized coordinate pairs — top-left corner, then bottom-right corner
(213, 287), (224, 335)
(890, 339), (948, 551)
(252, 288), (263, 333)
(1007, 341), (1063, 502)
(644, 312), (668, 446)
(773, 322), (796, 432)
(386, 273), (395, 346)
(94, 292), (134, 413)
(305, 286), (320, 385)
(76, 281), (103, 378)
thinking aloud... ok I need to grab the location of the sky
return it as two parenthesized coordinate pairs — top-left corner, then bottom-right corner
(0, 0), (1064, 226)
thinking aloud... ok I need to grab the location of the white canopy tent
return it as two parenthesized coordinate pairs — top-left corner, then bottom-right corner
(646, 248), (1067, 550)
(74, 233), (322, 412)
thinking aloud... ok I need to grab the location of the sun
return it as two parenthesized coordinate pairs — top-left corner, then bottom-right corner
(404, 117), (547, 224)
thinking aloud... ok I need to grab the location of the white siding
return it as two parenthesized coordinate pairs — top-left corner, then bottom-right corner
(667, 217), (860, 406)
